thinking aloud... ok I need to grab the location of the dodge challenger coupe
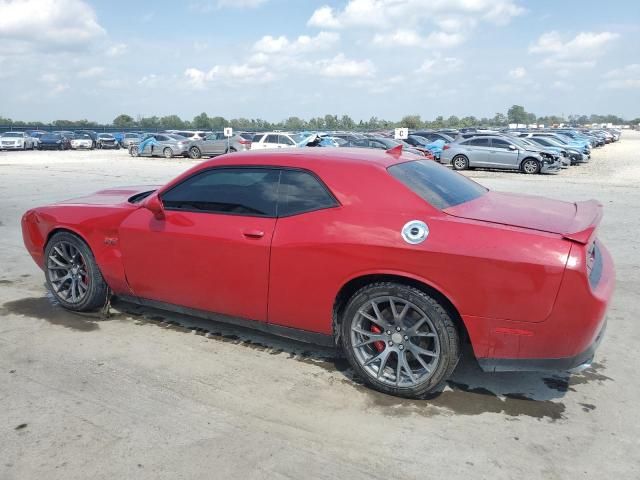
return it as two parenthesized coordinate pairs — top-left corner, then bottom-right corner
(21, 147), (614, 398)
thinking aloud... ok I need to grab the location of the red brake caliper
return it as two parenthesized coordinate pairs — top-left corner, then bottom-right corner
(370, 324), (385, 352)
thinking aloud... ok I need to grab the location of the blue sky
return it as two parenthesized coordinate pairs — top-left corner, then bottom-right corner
(0, 0), (639, 123)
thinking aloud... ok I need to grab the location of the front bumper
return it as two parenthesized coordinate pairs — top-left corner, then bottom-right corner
(540, 160), (561, 173)
(0, 143), (24, 149)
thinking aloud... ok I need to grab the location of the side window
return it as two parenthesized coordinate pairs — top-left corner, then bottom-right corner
(265, 134), (279, 143)
(490, 138), (511, 149)
(353, 139), (368, 147)
(468, 138), (490, 147)
(161, 168), (280, 217)
(253, 134), (264, 142)
(278, 170), (337, 216)
(370, 140), (387, 149)
(279, 135), (294, 145)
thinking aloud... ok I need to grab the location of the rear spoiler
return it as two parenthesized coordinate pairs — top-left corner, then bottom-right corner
(562, 200), (603, 245)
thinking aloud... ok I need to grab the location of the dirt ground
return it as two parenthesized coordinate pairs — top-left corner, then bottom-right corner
(1, 134), (639, 479)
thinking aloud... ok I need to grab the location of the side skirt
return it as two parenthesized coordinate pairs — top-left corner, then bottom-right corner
(114, 295), (336, 348)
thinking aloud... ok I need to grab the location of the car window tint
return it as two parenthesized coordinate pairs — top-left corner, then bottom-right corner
(252, 134), (264, 142)
(278, 170), (337, 216)
(468, 138), (490, 147)
(389, 160), (487, 210)
(161, 168), (279, 217)
(491, 138), (511, 149)
(265, 134), (279, 143)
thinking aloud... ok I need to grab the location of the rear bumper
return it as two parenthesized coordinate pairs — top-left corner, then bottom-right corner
(478, 319), (606, 372)
(466, 240), (614, 371)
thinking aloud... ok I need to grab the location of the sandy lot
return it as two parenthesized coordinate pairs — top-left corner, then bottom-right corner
(1, 134), (639, 479)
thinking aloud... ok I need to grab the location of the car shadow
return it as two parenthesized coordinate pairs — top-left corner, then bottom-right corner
(3, 294), (611, 420)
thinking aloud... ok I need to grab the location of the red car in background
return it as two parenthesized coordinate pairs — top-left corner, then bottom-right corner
(21, 148), (614, 398)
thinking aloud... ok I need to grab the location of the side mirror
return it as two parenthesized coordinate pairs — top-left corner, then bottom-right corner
(508, 144), (517, 150)
(144, 193), (165, 220)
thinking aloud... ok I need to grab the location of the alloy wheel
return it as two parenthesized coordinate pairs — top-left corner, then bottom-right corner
(47, 241), (90, 304)
(350, 296), (441, 388)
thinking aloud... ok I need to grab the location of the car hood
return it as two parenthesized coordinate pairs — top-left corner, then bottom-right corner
(444, 191), (602, 243)
(57, 185), (160, 206)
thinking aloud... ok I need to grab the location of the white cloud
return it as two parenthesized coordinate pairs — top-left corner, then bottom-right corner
(106, 43), (127, 57)
(318, 53), (375, 77)
(184, 63), (274, 88)
(603, 64), (640, 89)
(77, 66), (105, 78)
(308, 0), (524, 29)
(253, 31), (339, 54)
(0, 0), (105, 50)
(529, 31), (619, 69)
(138, 74), (160, 87)
(372, 29), (463, 48)
(416, 56), (462, 75)
(508, 67), (526, 79)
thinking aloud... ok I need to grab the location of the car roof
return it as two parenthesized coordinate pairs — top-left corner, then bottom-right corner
(195, 147), (416, 171)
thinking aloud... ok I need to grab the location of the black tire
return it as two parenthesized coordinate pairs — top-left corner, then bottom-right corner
(130, 146), (139, 157)
(44, 232), (109, 312)
(163, 147), (173, 159)
(340, 282), (460, 399)
(226, 147), (237, 153)
(189, 146), (202, 159)
(451, 155), (469, 170)
(521, 157), (541, 174)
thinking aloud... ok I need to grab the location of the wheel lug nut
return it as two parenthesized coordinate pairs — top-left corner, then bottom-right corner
(404, 335), (409, 341)
(396, 326), (401, 331)
(399, 345), (404, 350)
(386, 330), (391, 335)
(388, 341), (393, 346)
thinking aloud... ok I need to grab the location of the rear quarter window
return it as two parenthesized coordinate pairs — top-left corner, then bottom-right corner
(389, 160), (487, 210)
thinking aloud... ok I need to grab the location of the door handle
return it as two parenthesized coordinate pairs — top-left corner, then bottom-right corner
(243, 230), (265, 239)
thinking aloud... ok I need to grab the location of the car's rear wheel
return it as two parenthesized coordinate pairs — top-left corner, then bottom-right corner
(521, 158), (541, 174)
(44, 232), (109, 312)
(452, 155), (469, 170)
(226, 147), (237, 153)
(340, 282), (460, 399)
(163, 147), (173, 159)
(189, 146), (202, 159)
(130, 146), (139, 157)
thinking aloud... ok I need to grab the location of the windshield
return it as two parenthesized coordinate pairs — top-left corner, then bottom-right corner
(2, 132), (22, 137)
(389, 160), (488, 210)
(290, 134), (304, 144)
(98, 134), (113, 138)
(42, 134), (61, 140)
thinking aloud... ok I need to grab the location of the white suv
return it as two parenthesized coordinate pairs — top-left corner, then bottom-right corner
(250, 132), (303, 150)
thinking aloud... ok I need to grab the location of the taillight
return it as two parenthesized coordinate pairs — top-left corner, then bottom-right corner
(443, 144), (450, 150)
(238, 139), (251, 145)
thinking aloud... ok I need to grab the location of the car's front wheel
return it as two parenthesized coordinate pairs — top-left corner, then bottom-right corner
(44, 232), (109, 312)
(452, 155), (469, 170)
(129, 146), (139, 157)
(189, 146), (202, 159)
(340, 282), (460, 398)
(521, 158), (541, 174)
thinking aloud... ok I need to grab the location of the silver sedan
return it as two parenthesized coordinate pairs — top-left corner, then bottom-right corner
(441, 136), (561, 174)
(185, 133), (252, 159)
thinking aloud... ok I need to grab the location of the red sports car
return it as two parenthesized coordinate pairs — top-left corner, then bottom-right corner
(22, 148), (614, 398)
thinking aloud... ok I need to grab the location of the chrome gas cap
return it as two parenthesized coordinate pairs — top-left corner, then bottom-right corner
(401, 220), (429, 244)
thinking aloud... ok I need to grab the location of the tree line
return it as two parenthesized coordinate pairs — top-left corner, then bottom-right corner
(1, 106), (636, 131)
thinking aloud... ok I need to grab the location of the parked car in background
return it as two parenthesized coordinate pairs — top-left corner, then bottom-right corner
(410, 131), (456, 144)
(120, 133), (141, 149)
(129, 133), (189, 158)
(250, 132), (304, 150)
(166, 130), (208, 141)
(339, 136), (425, 157)
(37, 133), (71, 150)
(74, 130), (98, 148)
(186, 132), (252, 159)
(521, 136), (587, 164)
(21, 148), (613, 399)
(25, 130), (47, 149)
(441, 136), (561, 174)
(96, 133), (120, 149)
(0, 131), (36, 150)
(70, 133), (94, 150)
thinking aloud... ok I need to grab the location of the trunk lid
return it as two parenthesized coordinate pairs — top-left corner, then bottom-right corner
(444, 191), (602, 244)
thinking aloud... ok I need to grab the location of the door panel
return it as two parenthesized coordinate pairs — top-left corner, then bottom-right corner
(119, 209), (275, 321)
